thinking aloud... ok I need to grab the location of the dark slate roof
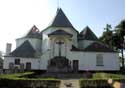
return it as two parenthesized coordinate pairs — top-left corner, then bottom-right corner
(71, 42), (116, 52)
(10, 40), (36, 58)
(50, 8), (73, 28)
(79, 26), (98, 41)
(71, 45), (81, 51)
(83, 42), (115, 52)
(48, 30), (73, 37)
(24, 25), (41, 39)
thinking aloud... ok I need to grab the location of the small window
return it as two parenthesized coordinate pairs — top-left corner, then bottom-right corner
(15, 59), (20, 65)
(96, 54), (104, 66)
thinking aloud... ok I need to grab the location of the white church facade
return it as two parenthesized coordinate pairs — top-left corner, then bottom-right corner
(4, 8), (119, 72)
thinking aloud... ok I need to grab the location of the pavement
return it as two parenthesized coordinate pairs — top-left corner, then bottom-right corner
(59, 79), (79, 88)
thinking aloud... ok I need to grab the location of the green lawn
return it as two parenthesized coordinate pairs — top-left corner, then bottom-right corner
(0, 72), (58, 80)
(93, 72), (125, 80)
(0, 72), (125, 80)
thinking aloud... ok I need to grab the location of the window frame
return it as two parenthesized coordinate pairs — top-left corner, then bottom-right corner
(96, 54), (104, 66)
(15, 58), (20, 65)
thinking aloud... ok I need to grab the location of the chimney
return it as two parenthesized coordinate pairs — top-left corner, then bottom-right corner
(6, 43), (12, 55)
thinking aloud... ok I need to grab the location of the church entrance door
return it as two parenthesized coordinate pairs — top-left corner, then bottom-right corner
(54, 39), (66, 57)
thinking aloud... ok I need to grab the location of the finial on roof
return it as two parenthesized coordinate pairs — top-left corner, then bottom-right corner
(57, 8), (60, 13)
(57, 0), (60, 9)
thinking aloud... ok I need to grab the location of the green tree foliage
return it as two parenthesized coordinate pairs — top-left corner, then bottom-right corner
(115, 20), (125, 68)
(100, 20), (125, 69)
(99, 24), (113, 48)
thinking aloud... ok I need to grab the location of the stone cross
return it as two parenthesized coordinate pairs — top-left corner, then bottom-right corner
(56, 40), (64, 56)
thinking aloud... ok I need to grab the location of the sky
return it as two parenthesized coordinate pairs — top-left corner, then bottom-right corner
(0, 0), (125, 53)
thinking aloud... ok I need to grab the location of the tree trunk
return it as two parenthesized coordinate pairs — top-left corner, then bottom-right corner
(121, 36), (124, 68)
(121, 48), (124, 68)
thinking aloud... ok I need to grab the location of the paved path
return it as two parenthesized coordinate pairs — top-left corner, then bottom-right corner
(60, 79), (79, 88)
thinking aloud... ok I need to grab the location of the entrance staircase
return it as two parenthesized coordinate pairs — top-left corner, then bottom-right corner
(59, 79), (79, 88)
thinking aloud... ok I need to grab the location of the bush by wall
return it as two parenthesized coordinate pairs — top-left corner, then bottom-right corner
(80, 79), (125, 88)
(0, 78), (60, 88)
(0, 72), (60, 88)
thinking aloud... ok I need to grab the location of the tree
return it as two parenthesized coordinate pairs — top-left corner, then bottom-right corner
(0, 51), (3, 69)
(99, 24), (113, 48)
(115, 20), (125, 68)
(100, 21), (125, 69)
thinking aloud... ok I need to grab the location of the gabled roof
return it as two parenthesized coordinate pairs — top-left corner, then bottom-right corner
(79, 26), (98, 41)
(24, 25), (41, 39)
(50, 8), (74, 28)
(10, 40), (36, 58)
(48, 30), (73, 37)
(83, 42), (115, 52)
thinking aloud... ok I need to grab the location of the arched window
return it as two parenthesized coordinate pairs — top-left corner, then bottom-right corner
(96, 54), (104, 66)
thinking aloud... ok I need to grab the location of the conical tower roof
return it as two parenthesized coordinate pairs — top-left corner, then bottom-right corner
(41, 8), (78, 33)
(80, 26), (98, 40)
(50, 8), (74, 28)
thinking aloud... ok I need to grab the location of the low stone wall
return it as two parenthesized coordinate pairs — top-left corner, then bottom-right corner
(0, 79), (60, 88)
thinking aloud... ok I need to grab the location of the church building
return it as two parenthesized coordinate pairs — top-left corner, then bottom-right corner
(4, 8), (119, 72)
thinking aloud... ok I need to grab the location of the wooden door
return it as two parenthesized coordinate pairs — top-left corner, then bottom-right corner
(26, 62), (31, 71)
(73, 60), (79, 73)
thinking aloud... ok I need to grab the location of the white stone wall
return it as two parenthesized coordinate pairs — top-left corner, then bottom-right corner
(39, 50), (51, 70)
(68, 51), (119, 71)
(3, 57), (40, 70)
(16, 38), (42, 53)
(4, 50), (119, 71)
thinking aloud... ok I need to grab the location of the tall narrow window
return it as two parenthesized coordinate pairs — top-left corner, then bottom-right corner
(96, 54), (104, 66)
(15, 59), (20, 65)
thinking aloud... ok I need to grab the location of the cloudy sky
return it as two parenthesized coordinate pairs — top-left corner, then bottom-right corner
(0, 0), (125, 52)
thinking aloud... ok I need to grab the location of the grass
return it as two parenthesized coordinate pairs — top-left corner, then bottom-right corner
(0, 72), (125, 80)
(0, 72), (59, 80)
(0, 72), (33, 80)
(93, 72), (125, 80)
(79, 73), (125, 87)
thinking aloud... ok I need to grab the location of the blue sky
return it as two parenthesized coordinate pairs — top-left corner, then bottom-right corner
(0, 0), (125, 52)
(50, 0), (125, 33)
